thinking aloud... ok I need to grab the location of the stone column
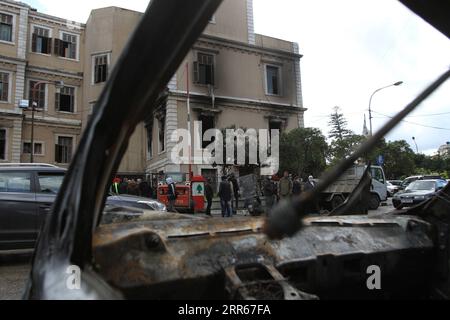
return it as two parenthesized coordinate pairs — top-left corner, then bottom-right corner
(165, 97), (180, 172)
(12, 8), (29, 163)
(293, 42), (305, 128)
(11, 119), (23, 163)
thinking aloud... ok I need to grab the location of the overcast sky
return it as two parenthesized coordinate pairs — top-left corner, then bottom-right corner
(28, 0), (450, 155)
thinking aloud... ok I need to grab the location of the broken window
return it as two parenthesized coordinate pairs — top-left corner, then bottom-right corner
(158, 116), (165, 153)
(54, 33), (77, 59)
(269, 120), (282, 142)
(194, 53), (215, 85)
(0, 13), (13, 42)
(55, 86), (75, 113)
(199, 114), (215, 149)
(32, 26), (52, 54)
(0, 129), (5, 160)
(0, 72), (9, 102)
(55, 136), (73, 164)
(60, 33), (78, 59)
(266, 65), (280, 95)
(93, 54), (109, 84)
(146, 120), (154, 159)
(29, 81), (46, 109)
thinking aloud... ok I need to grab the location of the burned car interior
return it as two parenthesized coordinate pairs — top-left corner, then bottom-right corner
(23, 0), (450, 300)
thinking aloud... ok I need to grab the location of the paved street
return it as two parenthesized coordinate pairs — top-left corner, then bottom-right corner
(0, 200), (395, 300)
(0, 252), (32, 300)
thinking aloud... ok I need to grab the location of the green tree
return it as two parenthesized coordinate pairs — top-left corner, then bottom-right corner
(327, 107), (364, 165)
(378, 140), (416, 179)
(279, 128), (328, 178)
(414, 153), (450, 179)
(328, 106), (353, 141)
(328, 134), (367, 166)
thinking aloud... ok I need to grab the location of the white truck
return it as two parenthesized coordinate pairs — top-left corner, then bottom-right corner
(319, 165), (388, 211)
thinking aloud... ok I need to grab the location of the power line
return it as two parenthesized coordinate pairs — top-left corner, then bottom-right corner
(372, 110), (450, 131)
(371, 110), (450, 118)
(402, 111), (450, 118)
(309, 109), (367, 118)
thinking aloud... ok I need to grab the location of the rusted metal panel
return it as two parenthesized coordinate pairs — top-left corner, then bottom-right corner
(91, 214), (434, 299)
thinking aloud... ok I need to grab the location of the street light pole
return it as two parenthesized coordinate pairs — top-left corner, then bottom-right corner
(28, 80), (64, 163)
(412, 137), (419, 153)
(368, 81), (403, 136)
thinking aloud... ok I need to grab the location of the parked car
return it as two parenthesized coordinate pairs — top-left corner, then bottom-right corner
(401, 175), (445, 190)
(388, 180), (403, 187)
(107, 194), (166, 211)
(387, 181), (402, 197)
(393, 179), (448, 209)
(0, 164), (165, 251)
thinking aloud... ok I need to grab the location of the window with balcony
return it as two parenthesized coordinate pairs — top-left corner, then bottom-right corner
(265, 65), (281, 95)
(194, 53), (215, 85)
(55, 136), (73, 164)
(28, 81), (46, 109)
(93, 54), (109, 84)
(32, 26), (52, 54)
(0, 13), (13, 42)
(55, 86), (75, 113)
(0, 72), (9, 102)
(55, 32), (78, 59)
(0, 129), (6, 160)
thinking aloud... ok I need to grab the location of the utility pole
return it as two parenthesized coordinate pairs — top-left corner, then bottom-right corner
(412, 137), (419, 153)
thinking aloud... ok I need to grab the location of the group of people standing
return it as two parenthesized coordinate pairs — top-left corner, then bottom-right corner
(263, 171), (317, 211)
(112, 177), (154, 198)
(157, 171), (318, 216)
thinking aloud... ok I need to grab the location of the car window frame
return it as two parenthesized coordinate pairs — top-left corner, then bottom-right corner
(35, 171), (66, 194)
(0, 170), (35, 194)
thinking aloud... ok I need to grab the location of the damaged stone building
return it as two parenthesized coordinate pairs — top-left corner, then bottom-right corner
(0, 0), (306, 185)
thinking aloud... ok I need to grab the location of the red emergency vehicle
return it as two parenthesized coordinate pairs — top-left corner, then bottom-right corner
(157, 173), (206, 213)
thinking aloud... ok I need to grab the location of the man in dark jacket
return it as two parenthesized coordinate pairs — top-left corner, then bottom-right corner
(218, 176), (233, 218)
(204, 179), (214, 216)
(166, 177), (178, 213)
(303, 175), (319, 213)
(303, 175), (316, 191)
(139, 179), (152, 198)
(292, 176), (302, 196)
(119, 178), (129, 194)
(263, 176), (276, 212)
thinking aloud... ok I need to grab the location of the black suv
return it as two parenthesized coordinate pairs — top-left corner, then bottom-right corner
(0, 164), (166, 251)
(0, 164), (65, 250)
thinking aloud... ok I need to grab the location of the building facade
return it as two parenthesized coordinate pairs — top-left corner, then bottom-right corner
(0, 0), (306, 183)
(0, 0), (83, 167)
